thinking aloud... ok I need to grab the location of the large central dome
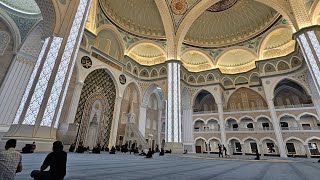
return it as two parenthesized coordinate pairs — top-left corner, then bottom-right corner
(185, 0), (280, 48)
(99, 0), (165, 39)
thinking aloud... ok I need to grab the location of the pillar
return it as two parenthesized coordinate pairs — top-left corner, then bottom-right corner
(295, 26), (320, 96)
(304, 144), (311, 158)
(65, 82), (84, 124)
(218, 103), (226, 147)
(182, 106), (194, 152)
(138, 103), (147, 137)
(267, 99), (287, 157)
(165, 60), (183, 153)
(108, 97), (123, 148)
(1, 0), (93, 151)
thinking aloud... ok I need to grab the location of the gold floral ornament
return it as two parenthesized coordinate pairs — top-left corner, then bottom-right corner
(171, 0), (188, 15)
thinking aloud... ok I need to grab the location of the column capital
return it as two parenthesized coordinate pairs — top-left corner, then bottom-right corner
(293, 25), (320, 39)
(166, 59), (181, 65)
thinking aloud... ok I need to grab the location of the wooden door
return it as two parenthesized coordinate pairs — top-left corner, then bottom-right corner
(196, 146), (201, 153)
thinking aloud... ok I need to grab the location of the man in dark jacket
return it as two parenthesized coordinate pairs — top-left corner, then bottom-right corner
(31, 141), (67, 180)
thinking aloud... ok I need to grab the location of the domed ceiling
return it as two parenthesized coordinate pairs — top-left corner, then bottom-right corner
(0, 0), (41, 14)
(99, 0), (165, 39)
(185, 0), (280, 48)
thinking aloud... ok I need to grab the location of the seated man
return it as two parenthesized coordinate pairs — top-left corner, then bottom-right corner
(92, 144), (101, 154)
(31, 141), (67, 180)
(183, 150), (188, 154)
(109, 146), (116, 154)
(139, 150), (146, 156)
(76, 142), (85, 153)
(0, 139), (22, 180)
(31, 142), (36, 152)
(22, 144), (34, 153)
(159, 148), (165, 156)
(146, 148), (153, 158)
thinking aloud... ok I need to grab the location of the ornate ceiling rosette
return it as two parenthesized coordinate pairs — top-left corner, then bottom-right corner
(170, 0), (188, 15)
(207, 0), (238, 12)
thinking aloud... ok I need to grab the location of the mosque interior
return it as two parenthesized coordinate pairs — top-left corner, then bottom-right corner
(1, 0), (320, 159)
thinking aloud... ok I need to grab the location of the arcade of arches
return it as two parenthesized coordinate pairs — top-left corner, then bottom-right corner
(1, 0), (320, 159)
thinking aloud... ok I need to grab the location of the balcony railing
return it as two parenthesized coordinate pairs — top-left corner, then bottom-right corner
(223, 107), (268, 112)
(275, 104), (314, 109)
(193, 110), (218, 114)
(281, 126), (320, 131)
(194, 128), (220, 132)
(225, 127), (274, 132)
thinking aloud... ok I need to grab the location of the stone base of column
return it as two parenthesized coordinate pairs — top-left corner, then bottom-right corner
(0, 136), (56, 151)
(165, 142), (184, 154)
(0, 124), (57, 151)
(183, 143), (194, 153)
(56, 123), (78, 146)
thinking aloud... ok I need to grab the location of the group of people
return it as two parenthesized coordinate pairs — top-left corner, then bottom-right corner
(0, 139), (67, 180)
(218, 144), (228, 158)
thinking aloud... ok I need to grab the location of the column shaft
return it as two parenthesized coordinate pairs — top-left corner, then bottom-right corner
(267, 100), (287, 157)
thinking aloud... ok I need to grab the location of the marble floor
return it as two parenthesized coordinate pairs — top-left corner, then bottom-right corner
(15, 152), (320, 180)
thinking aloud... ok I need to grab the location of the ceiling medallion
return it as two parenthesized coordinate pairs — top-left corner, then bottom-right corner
(207, 0), (238, 12)
(171, 0), (188, 15)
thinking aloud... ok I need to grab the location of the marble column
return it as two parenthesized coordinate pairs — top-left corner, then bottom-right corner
(66, 82), (85, 124)
(295, 26), (320, 96)
(165, 60), (183, 153)
(1, 0), (93, 151)
(182, 107), (194, 152)
(304, 144), (311, 158)
(217, 103), (226, 147)
(108, 97), (123, 148)
(138, 103), (147, 138)
(267, 99), (287, 157)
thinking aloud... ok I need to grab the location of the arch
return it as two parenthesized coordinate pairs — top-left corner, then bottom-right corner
(194, 137), (208, 144)
(255, 115), (272, 122)
(132, 67), (139, 76)
(234, 76), (249, 85)
(243, 137), (260, 144)
(222, 77), (234, 87)
(225, 116), (239, 123)
(290, 56), (302, 69)
(249, 73), (260, 84)
(192, 89), (218, 108)
(263, 63), (277, 73)
(175, 0), (296, 59)
(208, 137), (221, 143)
(95, 24), (125, 56)
(123, 82), (141, 103)
(180, 48), (215, 71)
(36, 0), (56, 38)
(205, 118), (220, 124)
(0, 10), (21, 52)
(150, 68), (159, 77)
(188, 75), (196, 83)
(284, 137), (306, 145)
(159, 66), (167, 76)
(258, 25), (295, 59)
(226, 87), (268, 111)
(139, 69), (150, 78)
(206, 73), (215, 82)
(310, 0), (320, 25)
(193, 118), (206, 125)
(126, 40), (166, 57)
(239, 115), (256, 122)
(80, 34), (89, 49)
(306, 136), (320, 143)
(95, 25), (125, 60)
(126, 62), (132, 72)
(80, 66), (120, 97)
(260, 137), (278, 146)
(142, 83), (164, 108)
(197, 75), (206, 84)
(278, 113), (298, 120)
(276, 60), (291, 71)
(272, 78), (312, 104)
(227, 137), (243, 144)
(297, 112), (320, 120)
